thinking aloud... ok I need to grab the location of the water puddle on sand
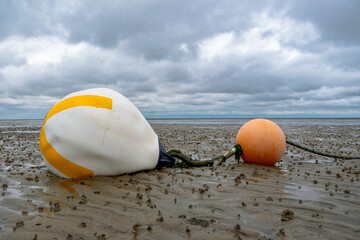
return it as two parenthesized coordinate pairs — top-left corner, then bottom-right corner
(284, 183), (323, 201)
(1, 187), (23, 199)
(302, 159), (333, 164)
(0, 178), (25, 200)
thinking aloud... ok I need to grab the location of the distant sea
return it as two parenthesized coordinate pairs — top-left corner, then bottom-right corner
(0, 118), (360, 132)
(148, 118), (360, 126)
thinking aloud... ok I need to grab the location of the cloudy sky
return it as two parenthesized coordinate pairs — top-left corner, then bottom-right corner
(1, 0), (359, 119)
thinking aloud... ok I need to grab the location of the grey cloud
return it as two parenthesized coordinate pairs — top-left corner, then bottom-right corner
(0, 1), (59, 40)
(0, 0), (359, 118)
(56, 0), (278, 58)
(322, 47), (360, 71)
(0, 49), (26, 67)
(289, 0), (360, 46)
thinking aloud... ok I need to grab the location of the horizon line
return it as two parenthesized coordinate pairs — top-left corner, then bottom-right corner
(1, 117), (360, 121)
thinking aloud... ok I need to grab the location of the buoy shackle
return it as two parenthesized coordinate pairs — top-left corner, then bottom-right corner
(217, 144), (242, 166)
(223, 144), (242, 159)
(224, 147), (236, 159)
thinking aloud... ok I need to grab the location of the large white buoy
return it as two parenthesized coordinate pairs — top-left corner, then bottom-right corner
(39, 88), (174, 179)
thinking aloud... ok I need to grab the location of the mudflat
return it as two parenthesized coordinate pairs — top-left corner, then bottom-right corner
(0, 119), (359, 240)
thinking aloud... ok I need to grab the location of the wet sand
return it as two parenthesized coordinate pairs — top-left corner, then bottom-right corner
(0, 119), (359, 240)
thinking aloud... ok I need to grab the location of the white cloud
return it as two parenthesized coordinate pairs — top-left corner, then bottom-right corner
(0, 36), (96, 66)
(197, 12), (319, 64)
(199, 32), (235, 61)
(179, 43), (189, 53)
(0, 94), (60, 108)
(253, 11), (320, 45)
(0, 1), (359, 118)
(264, 110), (306, 115)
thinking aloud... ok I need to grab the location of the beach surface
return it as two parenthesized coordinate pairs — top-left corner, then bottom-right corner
(0, 119), (359, 240)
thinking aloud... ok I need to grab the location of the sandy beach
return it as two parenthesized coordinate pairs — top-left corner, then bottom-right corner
(0, 119), (359, 240)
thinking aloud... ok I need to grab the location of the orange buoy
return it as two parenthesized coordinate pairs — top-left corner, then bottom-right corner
(236, 119), (286, 166)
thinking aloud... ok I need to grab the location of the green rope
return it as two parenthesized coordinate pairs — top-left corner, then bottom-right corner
(167, 149), (214, 167)
(167, 138), (359, 169)
(286, 140), (360, 160)
(168, 145), (243, 168)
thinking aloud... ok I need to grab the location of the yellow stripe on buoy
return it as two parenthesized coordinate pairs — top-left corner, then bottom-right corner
(40, 95), (113, 178)
(43, 95), (113, 123)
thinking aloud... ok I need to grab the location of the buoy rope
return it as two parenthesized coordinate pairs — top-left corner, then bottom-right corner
(168, 145), (242, 168)
(286, 139), (360, 160)
(168, 139), (359, 168)
(167, 149), (215, 167)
